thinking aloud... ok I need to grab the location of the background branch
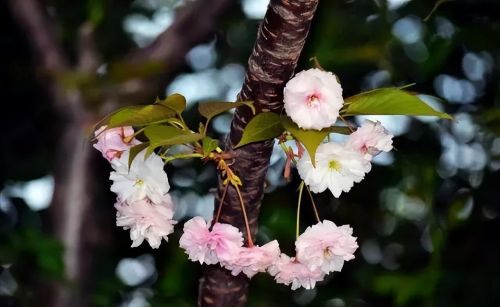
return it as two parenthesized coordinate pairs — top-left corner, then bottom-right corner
(109, 0), (235, 103)
(126, 0), (233, 64)
(6, 0), (67, 72)
(77, 22), (101, 74)
(5, 1), (238, 306)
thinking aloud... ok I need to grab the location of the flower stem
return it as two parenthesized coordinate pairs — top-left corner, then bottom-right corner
(338, 114), (355, 133)
(129, 127), (145, 139)
(305, 183), (321, 223)
(213, 183), (229, 226)
(234, 184), (254, 247)
(296, 181), (305, 238)
(278, 142), (290, 157)
(162, 153), (204, 163)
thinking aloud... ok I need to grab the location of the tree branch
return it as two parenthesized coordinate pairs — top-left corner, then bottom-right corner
(77, 22), (101, 74)
(126, 0), (234, 65)
(108, 0), (235, 103)
(6, 0), (68, 72)
(199, 1), (319, 306)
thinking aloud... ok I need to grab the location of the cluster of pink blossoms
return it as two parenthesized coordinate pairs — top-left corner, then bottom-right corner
(93, 126), (176, 248)
(90, 68), (399, 290)
(179, 217), (357, 290)
(284, 68), (394, 198)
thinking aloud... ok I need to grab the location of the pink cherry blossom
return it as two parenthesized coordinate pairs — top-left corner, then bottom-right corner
(295, 220), (358, 274)
(268, 253), (325, 290)
(179, 217), (243, 265)
(222, 240), (281, 278)
(115, 195), (176, 249)
(93, 126), (140, 161)
(346, 120), (393, 159)
(284, 68), (344, 130)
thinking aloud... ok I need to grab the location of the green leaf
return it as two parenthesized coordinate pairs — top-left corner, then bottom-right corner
(235, 112), (284, 148)
(155, 93), (186, 114)
(128, 142), (149, 167)
(342, 88), (452, 119)
(198, 122), (206, 135)
(144, 125), (203, 155)
(281, 116), (330, 167)
(198, 101), (255, 121)
(98, 105), (177, 129)
(202, 137), (219, 155)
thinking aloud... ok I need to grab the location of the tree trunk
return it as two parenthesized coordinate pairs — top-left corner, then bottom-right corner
(198, 1), (319, 306)
(47, 91), (98, 307)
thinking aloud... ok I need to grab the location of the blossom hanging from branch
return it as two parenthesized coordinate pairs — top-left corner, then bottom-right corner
(92, 64), (451, 289)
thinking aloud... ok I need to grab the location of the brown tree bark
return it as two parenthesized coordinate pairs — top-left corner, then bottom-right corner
(198, 1), (319, 306)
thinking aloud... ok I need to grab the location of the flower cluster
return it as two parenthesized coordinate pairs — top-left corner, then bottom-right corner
(179, 217), (357, 290)
(285, 69), (394, 197)
(90, 66), (409, 291)
(93, 126), (177, 248)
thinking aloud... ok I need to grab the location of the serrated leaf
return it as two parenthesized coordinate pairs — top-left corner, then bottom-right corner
(235, 112), (284, 148)
(156, 93), (186, 114)
(281, 116), (330, 167)
(128, 142), (149, 168)
(202, 137), (219, 155)
(342, 88), (452, 119)
(144, 125), (203, 155)
(198, 101), (255, 121)
(98, 105), (177, 129)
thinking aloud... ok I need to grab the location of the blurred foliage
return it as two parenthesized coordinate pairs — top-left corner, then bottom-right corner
(1, 0), (500, 306)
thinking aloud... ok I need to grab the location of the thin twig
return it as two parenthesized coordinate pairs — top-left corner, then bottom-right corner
(234, 184), (254, 247)
(339, 114), (355, 133)
(296, 181), (305, 238)
(305, 184), (321, 223)
(213, 183), (229, 227)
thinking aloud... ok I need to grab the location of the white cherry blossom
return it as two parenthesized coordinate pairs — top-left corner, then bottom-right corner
(110, 150), (170, 204)
(297, 142), (371, 197)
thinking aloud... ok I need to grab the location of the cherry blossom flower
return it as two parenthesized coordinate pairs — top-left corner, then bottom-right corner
(179, 217), (244, 265)
(268, 254), (325, 290)
(110, 150), (170, 205)
(347, 120), (393, 159)
(297, 142), (371, 197)
(222, 240), (281, 278)
(115, 195), (176, 249)
(284, 68), (344, 130)
(93, 126), (140, 161)
(295, 220), (358, 274)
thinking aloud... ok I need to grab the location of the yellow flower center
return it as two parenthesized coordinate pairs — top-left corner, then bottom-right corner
(134, 179), (144, 187)
(328, 160), (341, 171)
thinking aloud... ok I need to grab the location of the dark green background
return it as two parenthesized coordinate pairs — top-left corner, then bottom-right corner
(1, 0), (499, 306)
